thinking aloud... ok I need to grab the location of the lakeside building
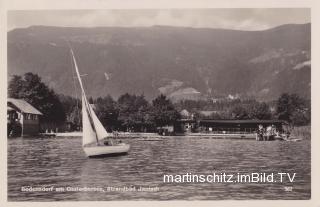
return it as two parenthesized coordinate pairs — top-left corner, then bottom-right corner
(175, 111), (286, 135)
(175, 119), (197, 133)
(172, 119), (286, 135)
(176, 109), (196, 133)
(157, 125), (175, 136)
(197, 119), (285, 134)
(180, 109), (191, 118)
(7, 98), (43, 137)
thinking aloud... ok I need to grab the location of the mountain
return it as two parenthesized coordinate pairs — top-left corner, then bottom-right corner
(7, 24), (311, 101)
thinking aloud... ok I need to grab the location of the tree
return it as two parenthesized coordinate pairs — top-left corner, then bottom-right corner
(276, 93), (310, 126)
(117, 93), (151, 131)
(8, 75), (23, 98)
(151, 94), (180, 127)
(291, 110), (310, 126)
(8, 73), (66, 124)
(248, 102), (272, 120)
(94, 95), (119, 131)
(58, 94), (81, 127)
(88, 97), (94, 104)
(230, 105), (249, 120)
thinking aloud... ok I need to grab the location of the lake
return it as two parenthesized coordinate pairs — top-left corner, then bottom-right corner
(7, 136), (311, 201)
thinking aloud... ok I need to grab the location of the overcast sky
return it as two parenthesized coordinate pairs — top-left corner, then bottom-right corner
(8, 8), (310, 31)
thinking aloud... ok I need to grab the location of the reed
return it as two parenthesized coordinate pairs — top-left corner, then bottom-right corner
(290, 125), (311, 140)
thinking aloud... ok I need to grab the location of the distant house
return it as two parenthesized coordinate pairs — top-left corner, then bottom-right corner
(175, 119), (196, 134)
(7, 98), (43, 137)
(176, 109), (196, 133)
(157, 125), (175, 136)
(180, 109), (190, 118)
(169, 87), (202, 102)
(199, 110), (219, 117)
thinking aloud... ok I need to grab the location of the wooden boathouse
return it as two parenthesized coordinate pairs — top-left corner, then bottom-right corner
(7, 98), (43, 137)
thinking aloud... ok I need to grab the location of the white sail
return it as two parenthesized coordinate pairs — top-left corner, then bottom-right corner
(88, 103), (109, 140)
(70, 48), (130, 157)
(71, 48), (110, 145)
(82, 95), (97, 146)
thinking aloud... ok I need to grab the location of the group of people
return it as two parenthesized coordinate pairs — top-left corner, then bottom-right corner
(256, 124), (278, 141)
(103, 139), (122, 146)
(103, 131), (122, 146)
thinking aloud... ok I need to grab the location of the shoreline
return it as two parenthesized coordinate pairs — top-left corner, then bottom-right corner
(43, 131), (257, 139)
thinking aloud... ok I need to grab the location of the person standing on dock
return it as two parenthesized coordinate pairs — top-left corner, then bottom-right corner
(257, 124), (264, 141)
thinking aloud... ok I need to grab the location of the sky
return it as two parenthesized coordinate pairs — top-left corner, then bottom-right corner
(7, 8), (310, 31)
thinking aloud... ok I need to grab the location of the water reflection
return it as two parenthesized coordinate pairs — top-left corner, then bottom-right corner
(8, 137), (310, 201)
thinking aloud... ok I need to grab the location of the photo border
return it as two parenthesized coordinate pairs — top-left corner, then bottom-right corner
(1, 0), (319, 206)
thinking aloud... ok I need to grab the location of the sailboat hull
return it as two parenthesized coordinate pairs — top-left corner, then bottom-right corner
(83, 143), (130, 158)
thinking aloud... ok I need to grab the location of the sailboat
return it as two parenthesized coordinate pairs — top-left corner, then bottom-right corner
(70, 48), (130, 157)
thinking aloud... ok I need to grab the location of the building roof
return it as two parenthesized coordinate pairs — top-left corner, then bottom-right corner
(180, 109), (190, 117)
(7, 106), (15, 111)
(199, 119), (285, 124)
(8, 98), (43, 115)
(177, 119), (196, 123)
(199, 110), (219, 116)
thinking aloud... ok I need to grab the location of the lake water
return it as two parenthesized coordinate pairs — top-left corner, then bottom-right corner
(8, 136), (310, 201)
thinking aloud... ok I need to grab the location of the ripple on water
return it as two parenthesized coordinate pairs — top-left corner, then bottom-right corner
(8, 136), (310, 201)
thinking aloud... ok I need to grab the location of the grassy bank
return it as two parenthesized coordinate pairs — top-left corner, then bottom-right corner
(290, 125), (311, 140)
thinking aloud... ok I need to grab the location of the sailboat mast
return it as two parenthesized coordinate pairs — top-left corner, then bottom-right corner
(70, 48), (100, 145)
(71, 49), (86, 96)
